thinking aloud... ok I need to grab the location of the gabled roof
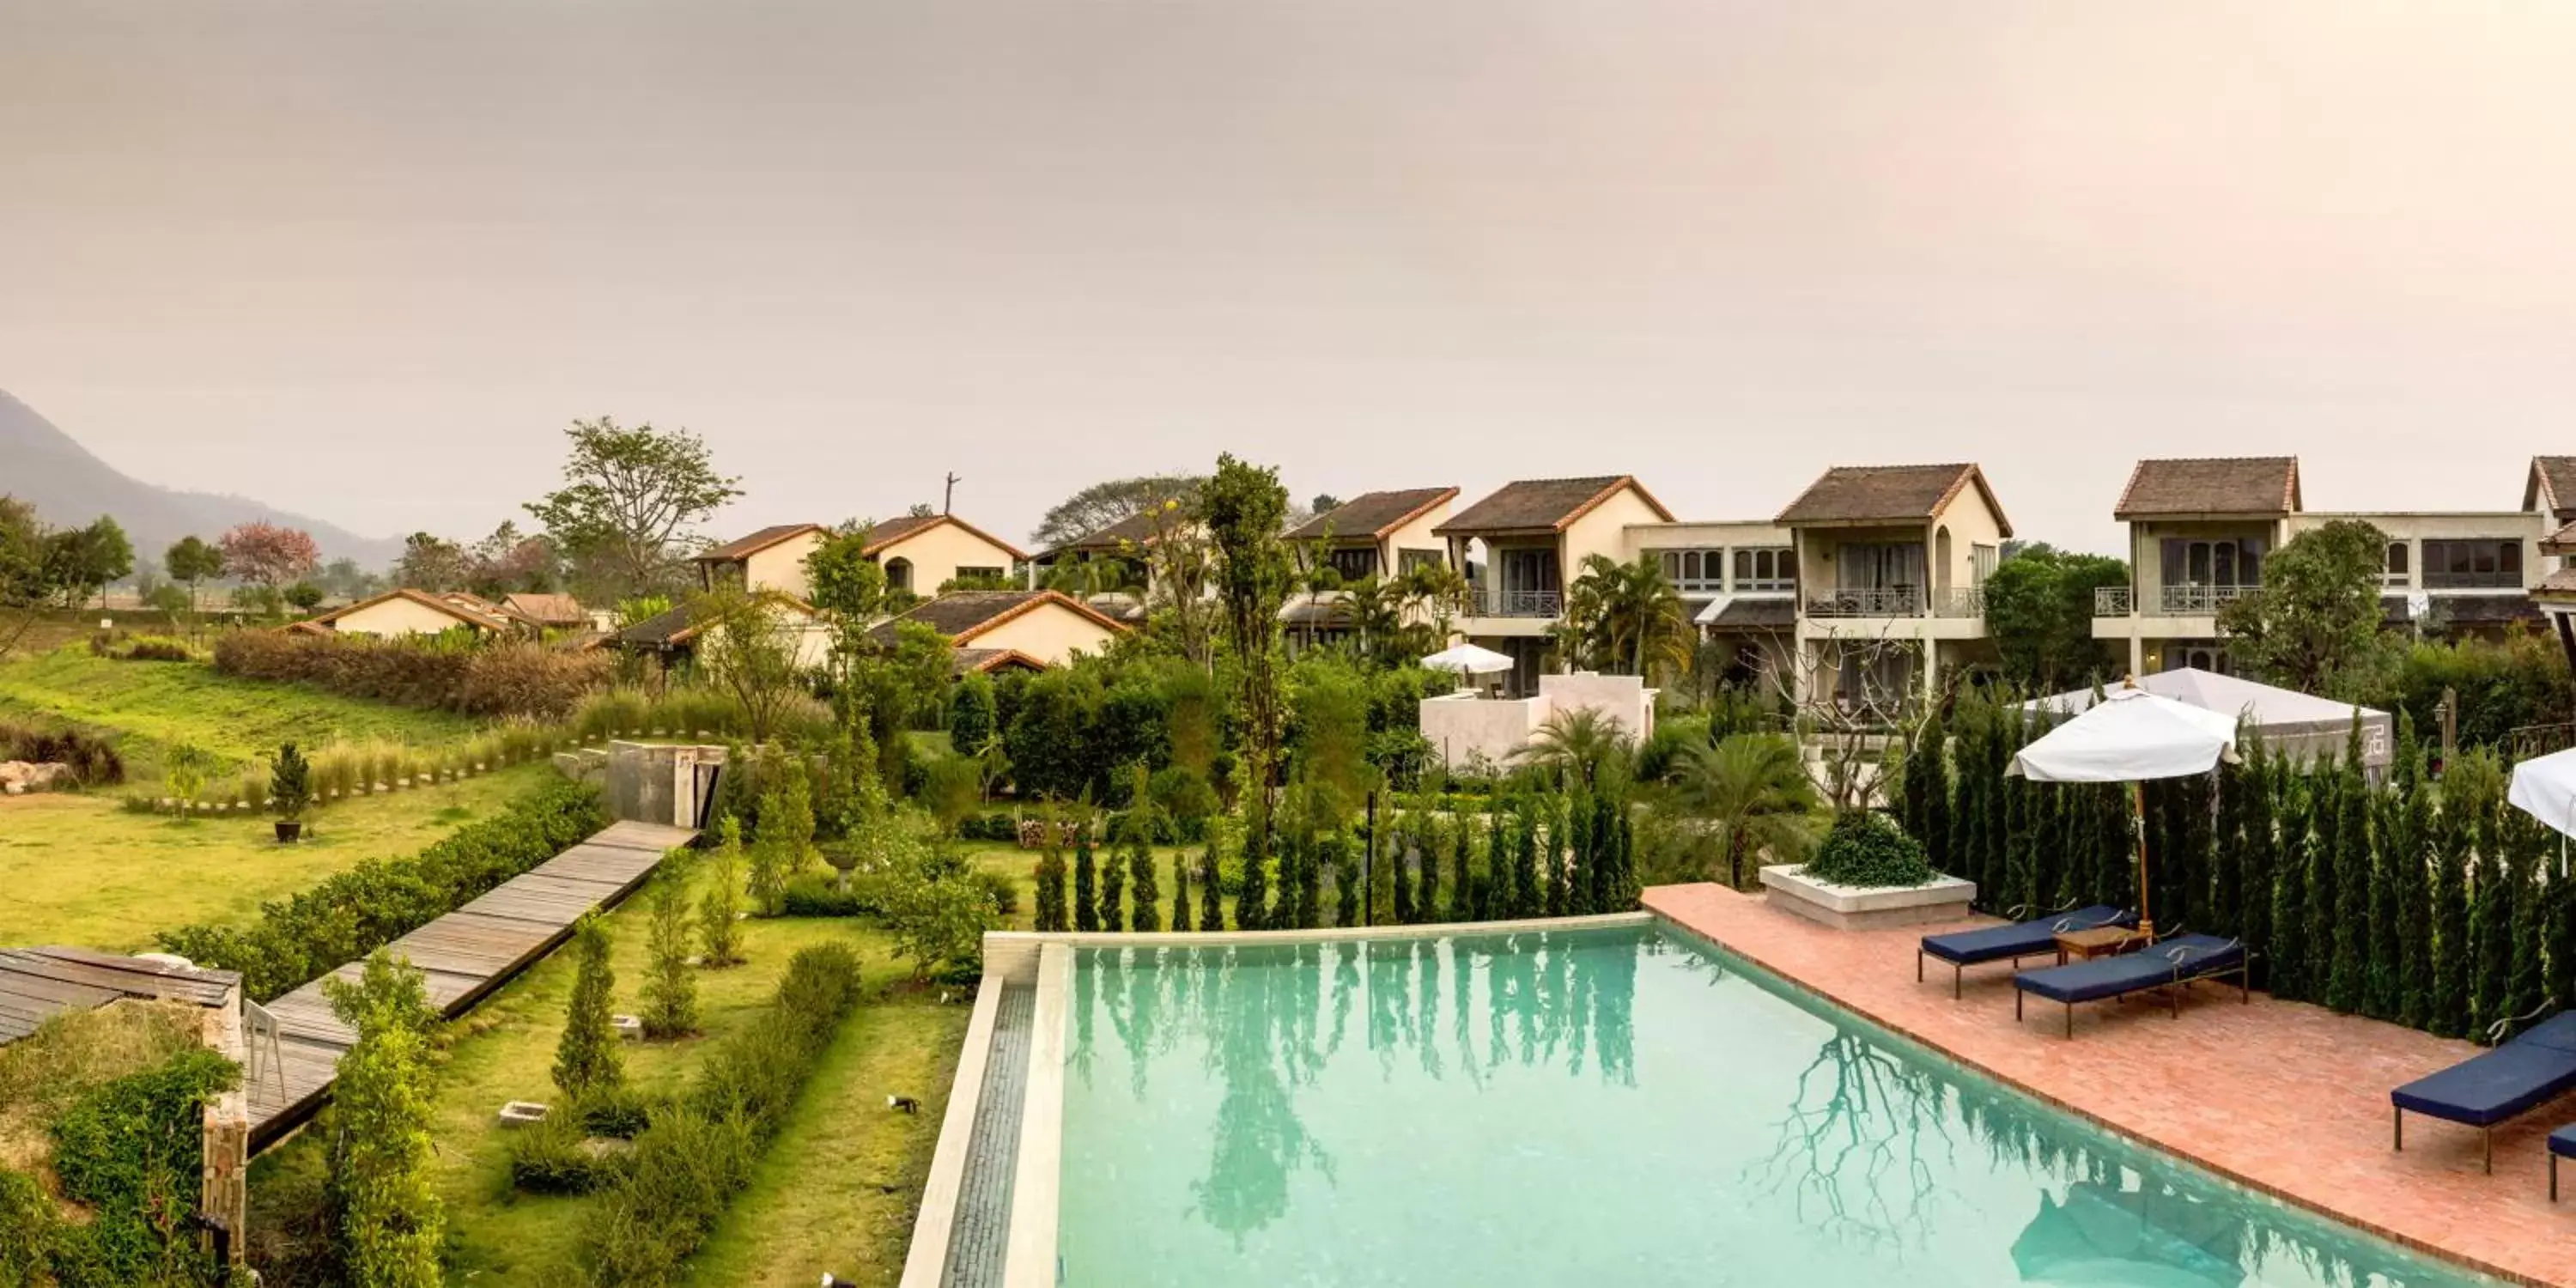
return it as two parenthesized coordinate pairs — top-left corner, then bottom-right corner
(2525, 458), (2576, 522)
(1432, 476), (1673, 537)
(860, 513), (1030, 562)
(610, 592), (821, 650)
(1775, 464), (2013, 538)
(301, 587), (515, 633)
(1043, 508), (1171, 559)
(501, 592), (589, 627)
(2542, 519), (2576, 557)
(1285, 488), (1460, 544)
(2114, 458), (2301, 519)
(953, 647), (1049, 675)
(693, 523), (826, 563)
(867, 589), (1129, 648)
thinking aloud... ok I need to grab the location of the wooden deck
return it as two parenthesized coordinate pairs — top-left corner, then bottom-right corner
(0, 945), (240, 1042)
(246, 818), (697, 1149)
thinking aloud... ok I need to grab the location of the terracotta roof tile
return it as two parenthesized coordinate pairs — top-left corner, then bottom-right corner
(2114, 458), (2300, 519)
(1285, 488), (1458, 543)
(694, 523), (824, 562)
(1775, 463), (2012, 537)
(860, 513), (1030, 562)
(2527, 457), (2576, 520)
(501, 592), (588, 626)
(1433, 476), (1671, 536)
(866, 589), (1127, 647)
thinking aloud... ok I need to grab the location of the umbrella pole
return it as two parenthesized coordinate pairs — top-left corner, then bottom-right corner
(2134, 781), (2154, 940)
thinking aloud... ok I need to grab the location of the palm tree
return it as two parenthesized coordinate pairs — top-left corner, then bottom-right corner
(1510, 707), (1635, 788)
(1344, 575), (1406, 662)
(1562, 554), (1692, 679)
(1668, 733), (1820, 888)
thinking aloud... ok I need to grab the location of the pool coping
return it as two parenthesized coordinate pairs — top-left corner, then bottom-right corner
(896, 969), (1008, 1288)
(1643, 896), (2549, 1288)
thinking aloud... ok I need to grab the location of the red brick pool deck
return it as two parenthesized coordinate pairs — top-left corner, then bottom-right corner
(1643, 883), (2576, 1287)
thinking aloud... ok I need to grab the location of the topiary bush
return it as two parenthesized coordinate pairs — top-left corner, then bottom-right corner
(1803, 810), (1938, 889)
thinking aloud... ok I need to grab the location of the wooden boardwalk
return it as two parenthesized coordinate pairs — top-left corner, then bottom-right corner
(246, 818), (698, 1150)
(0, 945), (240, 1042)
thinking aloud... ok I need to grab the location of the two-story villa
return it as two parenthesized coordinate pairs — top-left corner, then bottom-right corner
(1434, 476), (1674, 694)
(1776, 463), (2010, 705)
(1621, 519), (1799, 684)
(2095, 458), (2548, 676)
(695, 515), (1026, 603)
(1280, 487), (1459, 647)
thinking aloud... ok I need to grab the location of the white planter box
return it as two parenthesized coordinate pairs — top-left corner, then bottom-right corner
(1759, 864), (1975, 932)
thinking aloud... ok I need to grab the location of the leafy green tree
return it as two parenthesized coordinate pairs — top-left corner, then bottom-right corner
(1980, 544), (2126, 689)
(641, 860), (700, 1038)
(878, 848), (1000, 980)
(551, 915), (623, 1102)
(1390, 817), (1417, 925)
(163, 532), (224, 616)
(691, 585), (811, 746)
(2391, 723), (2435, 1028)
(283, 580), (326, 612)
(699, 817), (747, 965)
(949, 671), (999, 753)
(323, 951), (442, 1288)
(524, 416), (742, 599)
(44, 514), (134, 607)
(1204, 453), (1294, 855)
(1029, 473), (1205, 554)
(1073, 817), (1100, 933)
(1034, 815), (1070, 933)
(746, 810), (787, 918)
(2215, 519), (2394, 699)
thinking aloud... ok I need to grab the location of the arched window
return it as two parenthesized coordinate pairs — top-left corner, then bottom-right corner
(885, 556), (914, 592)
(1934, 526), (1953, 592)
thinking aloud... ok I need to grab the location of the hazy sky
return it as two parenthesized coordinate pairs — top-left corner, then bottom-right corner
(7, 1), (2576, 556)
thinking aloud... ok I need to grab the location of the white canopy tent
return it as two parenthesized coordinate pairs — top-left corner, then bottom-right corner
(2011, 685), (2240, 939)
(2025, 667), (2391, 773)
(2507, 747), (2576, 877)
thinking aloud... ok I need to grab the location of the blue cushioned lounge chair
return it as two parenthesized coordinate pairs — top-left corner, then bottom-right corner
(2550, 1125), (2573, 1202)
(1918, 905), (2134, 999)
(2391, 1012), (2576, 1174)
(2011, 934), (2248, 1038)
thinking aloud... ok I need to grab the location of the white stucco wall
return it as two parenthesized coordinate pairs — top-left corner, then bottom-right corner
(1561, 485), (1669, 571)
(1538, 671), (1656, 742)
(878, 520), (1022, 592)
(1376, 502), (1453, 574)
(1419, 693), (1549, 771)
(966, 603), (1122, 666)
(741, 530), (826, 600)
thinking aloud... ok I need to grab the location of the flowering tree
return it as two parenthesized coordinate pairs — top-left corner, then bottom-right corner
(218, 521), (320, 592)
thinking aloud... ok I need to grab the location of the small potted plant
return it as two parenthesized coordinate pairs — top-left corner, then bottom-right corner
(271, 741), (313, 843)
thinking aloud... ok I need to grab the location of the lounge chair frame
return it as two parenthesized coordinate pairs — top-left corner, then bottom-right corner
(2014, 940), (2249, 1038)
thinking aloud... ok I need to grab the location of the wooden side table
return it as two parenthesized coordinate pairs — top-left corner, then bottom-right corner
(2053, 927), (2141, 965)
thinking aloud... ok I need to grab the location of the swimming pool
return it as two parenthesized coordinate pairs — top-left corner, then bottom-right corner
(1054, 923), (2500, 1287)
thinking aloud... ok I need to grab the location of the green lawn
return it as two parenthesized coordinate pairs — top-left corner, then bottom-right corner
(0, 762), (554, 952)
(0, 647), (477, 777)
(249, 859), (972, 1287)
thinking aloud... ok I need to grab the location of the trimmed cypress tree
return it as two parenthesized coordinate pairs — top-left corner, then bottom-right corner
(1951, 701), (1990, 906)
(1468, 807), (1495, 922)
(1073, 818), (1101, 933)
(551, 914), (623, 1103)
(1922, 710), (1953, 877)
(1613, 805), (1640, 910)
(1099, 823), (1127, 933)
(698, 816), (748, 967)
(2180, 771), (2215, 938)
(2269, 774), (2311, 1003)
(2002, 774), (2036, 917)
(1171, 849), (1192, 933)
(1198, 835), (1224, 932)
(2238, 742), (2275, 988)
(1592, 790), (1623, 913)
(1545, 794), (1571, 917)
(2468, 756), (2515, 1035)
(1337, 823), (1366, 927)
(1034, 827), (1070, 933)
(1419, 813), (1443, 925)
(2392, 721), (2433, 1028)
(1393, 817), (1417, 926)
(2427, 762), (2472, 1037)
(2550, 836), (2576, 1034)
(2506, 808), (2547, 1026)
(640, 862), (699, 1039)
(1299, 829), (1328, 931)
(2095, 784), (2133, 914)
(1237, 808), (1271, 931)
(1513, 793), (1544, 919)
(1127, 813), (1161, 933)
(2305, 752), (2342, 1003)
(2325, 746), (2372, 1015)
(2212, 752), (2248, 942)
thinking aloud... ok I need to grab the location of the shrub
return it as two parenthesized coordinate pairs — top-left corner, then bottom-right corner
(1804, 810), (1938, 889)
(323, 951), (442, 1288)
(583, 945), (864, 1285)
(881, 853), (999, 980)
(640, 863), (699, 1039)
(210, 629), (611, 720)
(0, 719), (125, 787)
(157, 780), (607, 999)
(553, 915), (624, 1102)
(507, 1111), (618, 1196)
(780, 871), (881, 918)
(697, 817), (748, 967)
(271, 741), (313, 822)
(970, 868), (1020, 917)
(36, 1046), (240, 1286)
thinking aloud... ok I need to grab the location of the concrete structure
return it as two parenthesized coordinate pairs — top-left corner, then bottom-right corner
(1757, 865), (1977, 931)
(861, 513), (1029, 597)
(1436, 476), (1675, 694)
(293, 586), (516, 639)
(2096, 458), (2551, 677)
(871, 589), (1127, 669)
(600, 740), (726, 829)
(1419, 671), (1655, 771)
(1777, 463), (2012, 705)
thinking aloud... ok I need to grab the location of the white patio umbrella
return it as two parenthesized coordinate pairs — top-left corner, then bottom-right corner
(2507, 747), (2576, 876)
(1419, 642), (1516, 677)
(2009, 683), (2239, 939)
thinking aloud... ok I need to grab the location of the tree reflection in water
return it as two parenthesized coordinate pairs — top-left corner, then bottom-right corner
(1189, 941), (1336, 1244)
(1752, 1028), (1955, 1250)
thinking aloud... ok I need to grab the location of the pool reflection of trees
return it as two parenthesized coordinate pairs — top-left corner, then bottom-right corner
(1749, 994), (2397, 1287)
(1070, 932), (1644, 1241)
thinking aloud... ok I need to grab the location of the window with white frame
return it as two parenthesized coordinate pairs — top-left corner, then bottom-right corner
(1732, 546), (1796, 592)
(1655, 548), (1726, 592)
(1397, 547), (1445, 576)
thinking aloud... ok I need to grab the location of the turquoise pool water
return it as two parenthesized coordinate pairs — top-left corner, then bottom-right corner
(1056, 925), (2500, 1287)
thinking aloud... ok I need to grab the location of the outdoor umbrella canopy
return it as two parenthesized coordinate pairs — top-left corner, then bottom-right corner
(2024, 666), (2390, 773)
(2507, 746), (2576, 876)
(2010, 684), (2239, 939)
(1419, 643), (1516, 676)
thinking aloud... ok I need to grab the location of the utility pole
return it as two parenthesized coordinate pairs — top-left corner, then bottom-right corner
(943, 471), (960, 515)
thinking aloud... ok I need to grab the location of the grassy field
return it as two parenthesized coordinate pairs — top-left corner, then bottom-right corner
(0, 762), (555, 952)
(0, 647), (477, 778)
(248, 859), (971, 1287)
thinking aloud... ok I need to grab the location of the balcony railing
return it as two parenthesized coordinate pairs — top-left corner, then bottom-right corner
(2158, 584), (2257, 615)
(1476, 588), (1562, 618)
(1805, 587), (1925, 618)
(2423, 571), (2523, 590)
(2094, 586), (2133, 617)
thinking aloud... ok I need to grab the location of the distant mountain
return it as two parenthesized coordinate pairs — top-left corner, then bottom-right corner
(0, 388), (400, 567)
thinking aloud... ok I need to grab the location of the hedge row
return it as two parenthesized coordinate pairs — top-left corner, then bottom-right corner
(581, 944), (866, 1285)
(0, 1048), (240, 1288)
(212, 629), (611, 720)
(158, 780), (609, 1000)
